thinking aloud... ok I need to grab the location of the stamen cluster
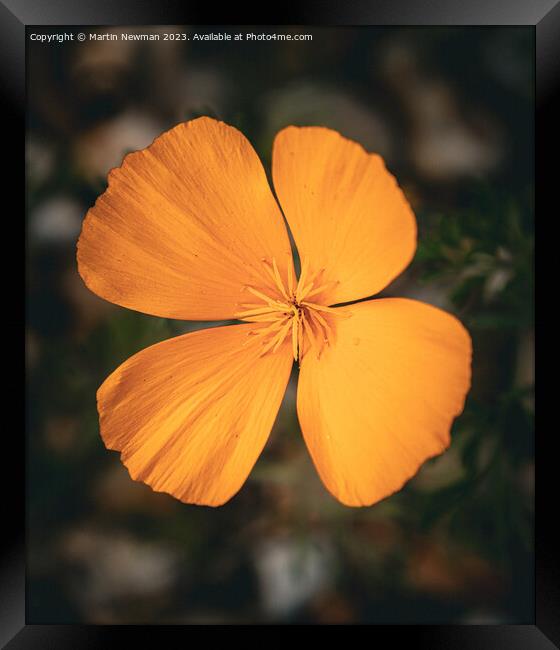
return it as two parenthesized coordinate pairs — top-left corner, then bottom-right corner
(235, 258), (347, 361)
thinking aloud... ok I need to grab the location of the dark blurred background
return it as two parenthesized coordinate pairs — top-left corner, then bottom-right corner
(26, 26), (534, 624)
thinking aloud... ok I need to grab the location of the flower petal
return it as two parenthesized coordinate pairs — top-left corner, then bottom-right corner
(78, 117), (294, 320)
(272, 126), (416, 305)
(297, 298), (472, 506)
(98, 323), (293, 506)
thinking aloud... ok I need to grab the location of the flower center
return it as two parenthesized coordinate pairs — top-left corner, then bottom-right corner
(235, 257), (347, 362)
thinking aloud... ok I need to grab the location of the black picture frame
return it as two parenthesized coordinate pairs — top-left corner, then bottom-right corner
(10, 0), (553, 644)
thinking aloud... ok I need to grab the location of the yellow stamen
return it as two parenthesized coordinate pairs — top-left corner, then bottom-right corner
(260, 319), (292, 356)
(237, 264), (342, 361)
(304, 279), (340, 300)
(236, 306), (282, 319)
(291, 313), (299, 361)
(301, 301), (351, 318)
(301, 310), (318, 350)
(251, 317), (290, 340)
(245, 286), (287, 310)
(287, 259), (295, 296)
(261, 257), (290, 301)
(308, 308), (333, 341)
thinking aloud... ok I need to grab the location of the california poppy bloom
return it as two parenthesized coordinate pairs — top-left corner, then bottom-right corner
(77, 117), (472, 507)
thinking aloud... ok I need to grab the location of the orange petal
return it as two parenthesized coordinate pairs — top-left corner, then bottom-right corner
(272, 126), (416, 305)
(297, 298), (472, 506)
(78, 117), (294, 320)
(98, 323), (293, 506)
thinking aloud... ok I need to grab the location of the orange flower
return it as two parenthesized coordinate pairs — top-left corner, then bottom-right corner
(77, 117), (472, 507)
